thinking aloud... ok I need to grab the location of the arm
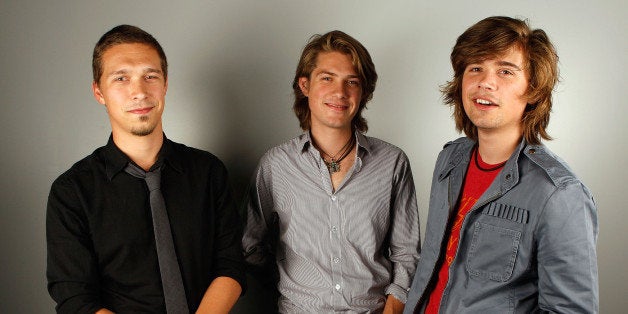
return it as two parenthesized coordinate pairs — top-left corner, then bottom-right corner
(384, 153), (421, 303)
(242, 160), (277, 271)
(46, 176), (103, 313)
(536, 182), (598, 313)
(196, 276), (242, 314)
(383, 294), (405, 314)
(206, 161), (247, 300)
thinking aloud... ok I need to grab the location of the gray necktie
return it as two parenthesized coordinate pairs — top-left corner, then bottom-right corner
(125, 163), (189, 314)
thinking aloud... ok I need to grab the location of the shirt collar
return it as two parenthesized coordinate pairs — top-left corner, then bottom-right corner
(299, 130), (372, 154)
(103, 133), (183, 180)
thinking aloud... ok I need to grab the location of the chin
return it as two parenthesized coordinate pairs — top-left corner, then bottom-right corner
(131, 126), (157, 137)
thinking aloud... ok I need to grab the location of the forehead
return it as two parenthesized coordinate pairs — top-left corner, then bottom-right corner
(312, 51), (356, 73)
(470, 45), (527, 67)
(101, 43), (161, 69)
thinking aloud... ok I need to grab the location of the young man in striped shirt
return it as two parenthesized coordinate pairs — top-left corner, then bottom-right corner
(243, 30), (420, 313)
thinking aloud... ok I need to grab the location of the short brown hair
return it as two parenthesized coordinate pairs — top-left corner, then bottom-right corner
(292, 30), (377, 132)
(92, 25), (168, 84)
(442, 16), (559, 144)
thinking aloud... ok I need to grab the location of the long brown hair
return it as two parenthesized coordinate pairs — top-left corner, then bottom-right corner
(442, 16), (559, 144)
(292, 30), (377, 132)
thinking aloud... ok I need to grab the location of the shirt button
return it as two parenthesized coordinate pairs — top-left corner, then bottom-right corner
(331, 196), (337, 201)
(333, 257), (340, 263)
(335, 284), (341, 291)
(331, 226), (338, 232)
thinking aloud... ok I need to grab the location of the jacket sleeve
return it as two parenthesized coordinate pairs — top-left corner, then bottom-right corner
(384, 152), (421, 304)
(536, 181), (599, 313)
(46, 176), (103, 314)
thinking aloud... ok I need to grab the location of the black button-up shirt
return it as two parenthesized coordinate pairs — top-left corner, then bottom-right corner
(46, 135), (245, 313)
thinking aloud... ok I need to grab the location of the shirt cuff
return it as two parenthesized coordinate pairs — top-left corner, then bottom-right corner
(385, 283), (409, 304)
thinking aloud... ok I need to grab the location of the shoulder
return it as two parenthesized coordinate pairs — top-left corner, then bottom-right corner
(52, 146), (107, 187)
(258, 134), (305, 165)
(442, 137), (473, 151)
(361, 134), (409, 159)
(48, 146), (110, 210)
(166, 139), (226, 171)
(522, 144), (588, 191)
(437, 137), (474, 163)
(168, 139), (221, 162)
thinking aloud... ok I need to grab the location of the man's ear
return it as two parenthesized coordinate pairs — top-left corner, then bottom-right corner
(92, 81), (106, 105)
(298, 77), (309, 97)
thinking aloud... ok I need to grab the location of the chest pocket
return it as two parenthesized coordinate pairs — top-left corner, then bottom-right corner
(465, 203), (528, 282)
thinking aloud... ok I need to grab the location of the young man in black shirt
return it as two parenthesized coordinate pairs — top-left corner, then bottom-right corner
(46, 25), (245, 313)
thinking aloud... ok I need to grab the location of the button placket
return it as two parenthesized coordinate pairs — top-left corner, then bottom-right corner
(329, 193), (343, 305)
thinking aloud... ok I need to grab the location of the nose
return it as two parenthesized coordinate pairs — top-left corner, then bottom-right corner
(129, 79), (148, 100)
(333, 81), (349, 98)
(477, 72), (496, 90)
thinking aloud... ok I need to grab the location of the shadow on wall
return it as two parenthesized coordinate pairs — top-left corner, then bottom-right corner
(189, 40), (297, 313)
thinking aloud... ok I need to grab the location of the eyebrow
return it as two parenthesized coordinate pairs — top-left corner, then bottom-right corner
(107, 67), (163, 77)
(315, 70), (359, 79)
(496, 61), (523, 71)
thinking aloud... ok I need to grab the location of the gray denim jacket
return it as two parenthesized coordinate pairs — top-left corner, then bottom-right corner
(404, 137), (598, 313)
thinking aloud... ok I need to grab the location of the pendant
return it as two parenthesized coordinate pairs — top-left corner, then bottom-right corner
(326, 160), (340, 173)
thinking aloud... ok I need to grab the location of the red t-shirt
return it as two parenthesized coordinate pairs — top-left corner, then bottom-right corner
(425, 148), (504, 313)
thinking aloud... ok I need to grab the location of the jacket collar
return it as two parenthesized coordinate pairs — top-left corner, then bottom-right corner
(438, 137), (526, 193)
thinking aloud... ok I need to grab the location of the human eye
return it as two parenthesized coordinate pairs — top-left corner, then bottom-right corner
(321, 76), (332, 82)
(468, 66), (481, 72)
(347, 79), (360, 87)
(147, 72), (164, 80)
(112, 76), (126, 82)
(501, 69), (516, 76)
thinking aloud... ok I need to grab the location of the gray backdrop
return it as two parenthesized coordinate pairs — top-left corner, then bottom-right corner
(1, 0), (626, 313)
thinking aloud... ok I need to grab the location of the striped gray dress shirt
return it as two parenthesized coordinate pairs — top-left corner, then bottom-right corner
(243, 132), (420, 313)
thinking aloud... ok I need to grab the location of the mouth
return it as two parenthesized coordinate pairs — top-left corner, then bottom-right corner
(325, 102), (349, 111)
(473, 97), (498, 109)
(128, 106), (154, 115)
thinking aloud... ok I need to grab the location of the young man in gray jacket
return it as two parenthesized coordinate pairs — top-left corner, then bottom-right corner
(404, 16), (598, 313)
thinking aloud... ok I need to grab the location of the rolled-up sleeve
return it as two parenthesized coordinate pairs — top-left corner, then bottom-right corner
(210, 162), (247, 292)
(241, 156), (276, 268)
(46, 176), (102, 314)
(384, 153), (421, 303)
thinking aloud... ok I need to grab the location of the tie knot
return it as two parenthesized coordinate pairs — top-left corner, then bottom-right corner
(125, 163), (162, 191)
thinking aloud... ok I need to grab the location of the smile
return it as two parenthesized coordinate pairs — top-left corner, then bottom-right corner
(325, 103), (348, 110)
(128, 107), (153, 115)
(473, 97), (499, 108)
(475, 98), (494, 105)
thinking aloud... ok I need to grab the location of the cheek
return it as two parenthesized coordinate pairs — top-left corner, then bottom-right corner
(351, 88), (363, 102)
(353, 93), (362, 106)
(511, 85), (530, 107)
(461, 78), (476, 95)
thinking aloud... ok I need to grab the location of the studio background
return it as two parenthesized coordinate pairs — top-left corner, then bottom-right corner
(1, 1), (625, 312)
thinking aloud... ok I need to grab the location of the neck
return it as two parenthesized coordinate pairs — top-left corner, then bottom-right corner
(310, 126), (353, 156)
(112, 128), (164, 171)
(476, 129), (522, 164)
